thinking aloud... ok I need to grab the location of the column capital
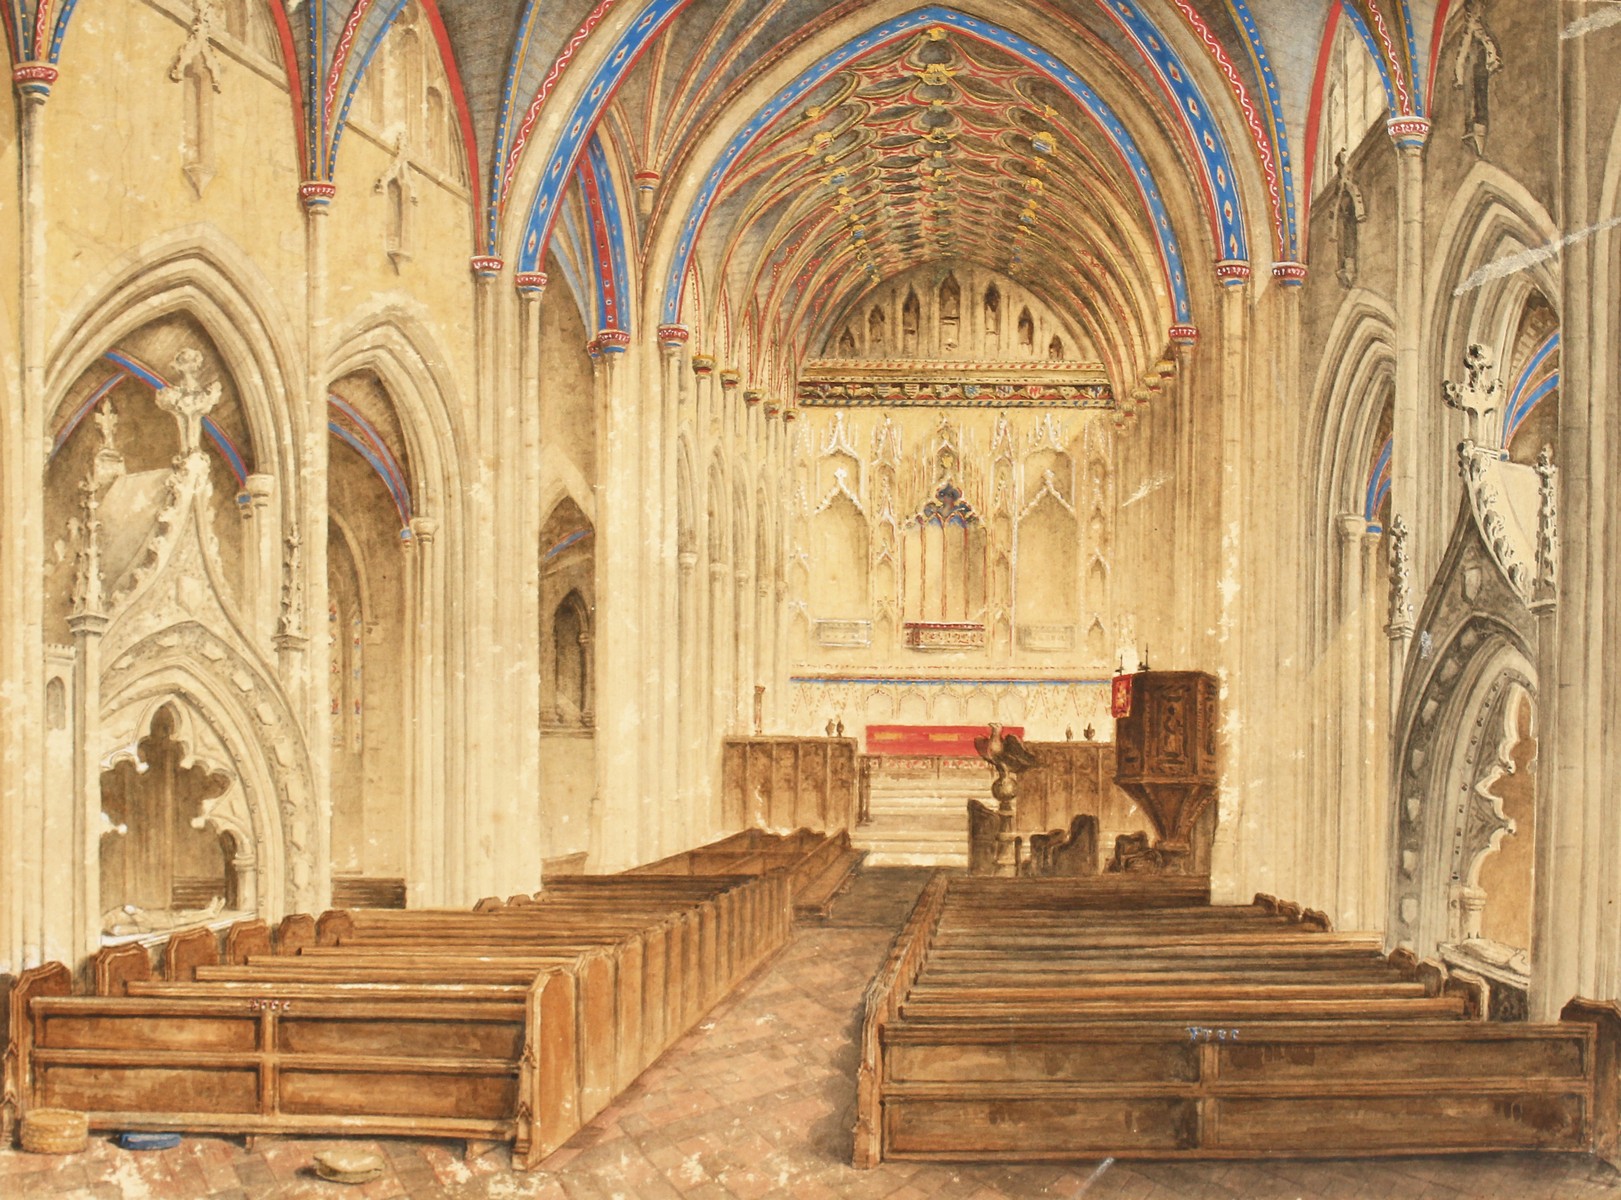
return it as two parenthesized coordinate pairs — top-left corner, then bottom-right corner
(742, 389), (763, 407)
(470, 255), (504, 278)
(243, 472), (275, 503)
(299, 181), (336, 210)
(514, 271), (547, 297)
(1337, 512), (1369, 542)
(596, 328), (631, 354)
(678, 550), (698, 574)
(719, 369), (741, 391)
(409, 515), (439, 545)
(1272, 261), (1308, 286)
(764, 403), (781, 420)
(657, 324), (690, 349)
(691, 354), (716, 377)
(12, 62), (58, 98)
(1168, 324), (1199, 347)
(1387, 117), (1432, 152)
(1214, 260), (1251, 287)
(782, 408), (798, 424)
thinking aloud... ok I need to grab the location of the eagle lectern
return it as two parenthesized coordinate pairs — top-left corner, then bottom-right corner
(1112, 670), (1220, 874)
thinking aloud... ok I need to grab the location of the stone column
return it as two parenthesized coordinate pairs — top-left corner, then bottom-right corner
(678, 549), (700, 844)
(1269, 267), (1308, 910)
(659, 327), (690, 855)
(461, 257), (504, 900)
(407, 515), (442, 905)
(1529, 446), (1566, 1016)
(398, 525), (419, 902)
(239, 474), (276, 651)
(1335, 514), (1367, 924)
(515, 274), (547, 886)
(593, 333), (647, 869)
(1168, 328), (1199, 666)
(775, 410), (796, 733)
(298, 181), (335, 915)
(1210, 263), (1251, 903)
(1388, 119), (1431, 581)
(1383, 514), (1415, 948)
(719, 371), (741, 732)
(1555, 22), (1607, 1008)
(1360, 525), (1388, 925)
(4, 63), (56, 974)
(691, 355), (717, 833)
(65, 471), (110, 969)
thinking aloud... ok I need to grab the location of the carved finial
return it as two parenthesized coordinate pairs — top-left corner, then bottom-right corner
(70, 482), (105, 618)
(1443, 343), (1502, 451)
(279, 526), (305, 638)
(94, 402), (118, 449)
(1534, 444), (1558, 607)
(88, 400), (127, 491)
(156, 347), (222, 457)
(1386, 514), (1415, 638)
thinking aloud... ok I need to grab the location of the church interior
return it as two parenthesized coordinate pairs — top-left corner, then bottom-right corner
(4, 0), (1621, 1194)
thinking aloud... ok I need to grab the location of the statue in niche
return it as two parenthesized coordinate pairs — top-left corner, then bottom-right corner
(1331, 151), (1366, 288)
(1453, 0), (1502, 158)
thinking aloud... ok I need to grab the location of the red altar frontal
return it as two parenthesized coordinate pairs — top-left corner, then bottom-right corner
(864, 724), (1025, 758)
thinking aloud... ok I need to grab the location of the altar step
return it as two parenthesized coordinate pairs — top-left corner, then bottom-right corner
(853, 794), (970, 868)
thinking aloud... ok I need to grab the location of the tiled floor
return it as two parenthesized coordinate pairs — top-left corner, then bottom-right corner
(4, 867), (1619, 1198)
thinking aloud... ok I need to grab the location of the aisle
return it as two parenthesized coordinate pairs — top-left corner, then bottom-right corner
(2, 868), (1617, 1198)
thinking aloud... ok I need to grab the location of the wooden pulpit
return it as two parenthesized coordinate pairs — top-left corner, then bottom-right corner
(1112, 670), (1219, 873)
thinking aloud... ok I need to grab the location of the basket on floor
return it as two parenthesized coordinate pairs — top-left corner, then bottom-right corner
(20, 1108), (89, 1154)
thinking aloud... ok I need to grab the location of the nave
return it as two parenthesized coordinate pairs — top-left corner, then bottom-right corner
(3, 868), (1617, 1200)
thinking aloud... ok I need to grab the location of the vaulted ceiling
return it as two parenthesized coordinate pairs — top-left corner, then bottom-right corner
(5, 0), (1465, 395)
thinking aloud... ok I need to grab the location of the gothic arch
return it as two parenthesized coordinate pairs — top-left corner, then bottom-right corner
(1388, 458), (1541, 958)
(1428, 164), (1561, 393)
(1390, 616), (1534, 960)
(1305, 292), (1397, 649)
(44, 231), (304, 489)
(325, 306), (469, 526)
(99, 640), (320, 925)
(676, 437), (698, 557)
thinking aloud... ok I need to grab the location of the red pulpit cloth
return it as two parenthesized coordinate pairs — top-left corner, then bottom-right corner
(1111, 673), (1135, 719)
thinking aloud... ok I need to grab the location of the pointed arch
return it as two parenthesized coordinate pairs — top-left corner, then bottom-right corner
(45, 231), (304, 493)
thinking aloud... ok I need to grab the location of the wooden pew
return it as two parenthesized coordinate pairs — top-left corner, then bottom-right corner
(854, 873), (1621, 1166)
(624, 828), (864, 922)
(9, 870), (792, 1167)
